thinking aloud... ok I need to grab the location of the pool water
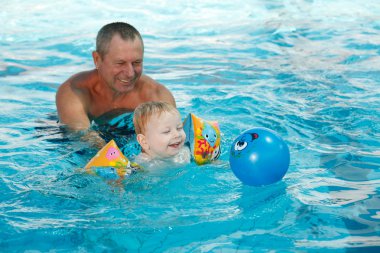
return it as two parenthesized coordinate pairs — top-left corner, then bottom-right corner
(1, 0), (380, 252)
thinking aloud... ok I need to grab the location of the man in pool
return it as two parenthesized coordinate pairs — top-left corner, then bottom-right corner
(56, 22), (175, 131)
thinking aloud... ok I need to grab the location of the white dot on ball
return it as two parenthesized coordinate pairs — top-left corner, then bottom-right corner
(265, 137), (272, 143)
(250, 153), (258, 162)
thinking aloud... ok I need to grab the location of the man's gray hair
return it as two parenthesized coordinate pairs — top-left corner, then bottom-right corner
(96, 22), (144, 58)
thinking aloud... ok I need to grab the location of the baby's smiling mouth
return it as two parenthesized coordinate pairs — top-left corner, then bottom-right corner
(169, 141), (182, 149)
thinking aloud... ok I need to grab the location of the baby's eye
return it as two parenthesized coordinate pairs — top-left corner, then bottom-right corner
(177, 126), (183, 130)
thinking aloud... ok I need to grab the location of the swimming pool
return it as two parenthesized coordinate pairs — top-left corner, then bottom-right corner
(1, 0), (380, 251)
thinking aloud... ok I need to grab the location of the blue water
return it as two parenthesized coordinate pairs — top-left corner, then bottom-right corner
(1, 0), (380, 252)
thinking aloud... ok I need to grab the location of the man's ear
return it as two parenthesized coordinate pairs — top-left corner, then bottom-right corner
(136, 134), (149, 151)
(92, 51), (101, 69)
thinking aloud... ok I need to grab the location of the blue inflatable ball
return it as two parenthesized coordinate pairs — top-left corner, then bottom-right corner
(229, 127), (290, 186)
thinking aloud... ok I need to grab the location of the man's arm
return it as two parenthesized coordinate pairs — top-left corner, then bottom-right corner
(56, 81), (91, 130)
(56, 81), (106, 148)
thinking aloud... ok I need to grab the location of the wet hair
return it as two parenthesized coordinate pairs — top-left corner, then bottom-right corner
(96, 22), (144, 58)
(133, 101), (178, 135)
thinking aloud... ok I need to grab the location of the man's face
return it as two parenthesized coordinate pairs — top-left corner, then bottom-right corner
(96, 34), (144, 93)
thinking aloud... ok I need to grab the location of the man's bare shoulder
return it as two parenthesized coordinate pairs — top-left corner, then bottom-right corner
(139, 74), (175, 105)
(65, 70), (97, 89)
(57, 70), (97, 99)
(139, 75), (168, 91)
(139, 74), (158, 86)
(56, 70), (96, 129)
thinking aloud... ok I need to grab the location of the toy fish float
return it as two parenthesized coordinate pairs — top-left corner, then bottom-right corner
(183, 113), (221, 165)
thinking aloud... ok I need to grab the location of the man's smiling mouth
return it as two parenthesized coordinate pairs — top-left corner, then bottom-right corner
(118, 78), (130, 83)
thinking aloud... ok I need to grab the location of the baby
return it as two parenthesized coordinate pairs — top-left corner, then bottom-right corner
(133, 101), (191, 168)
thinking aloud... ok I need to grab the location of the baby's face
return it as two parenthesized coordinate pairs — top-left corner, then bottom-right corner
(144, 111), (186, 159)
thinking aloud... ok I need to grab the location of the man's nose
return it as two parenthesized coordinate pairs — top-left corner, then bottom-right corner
(123, 63), (134, 77)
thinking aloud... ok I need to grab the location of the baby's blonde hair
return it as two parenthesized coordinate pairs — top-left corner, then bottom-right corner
(133, 101), (178, 135)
